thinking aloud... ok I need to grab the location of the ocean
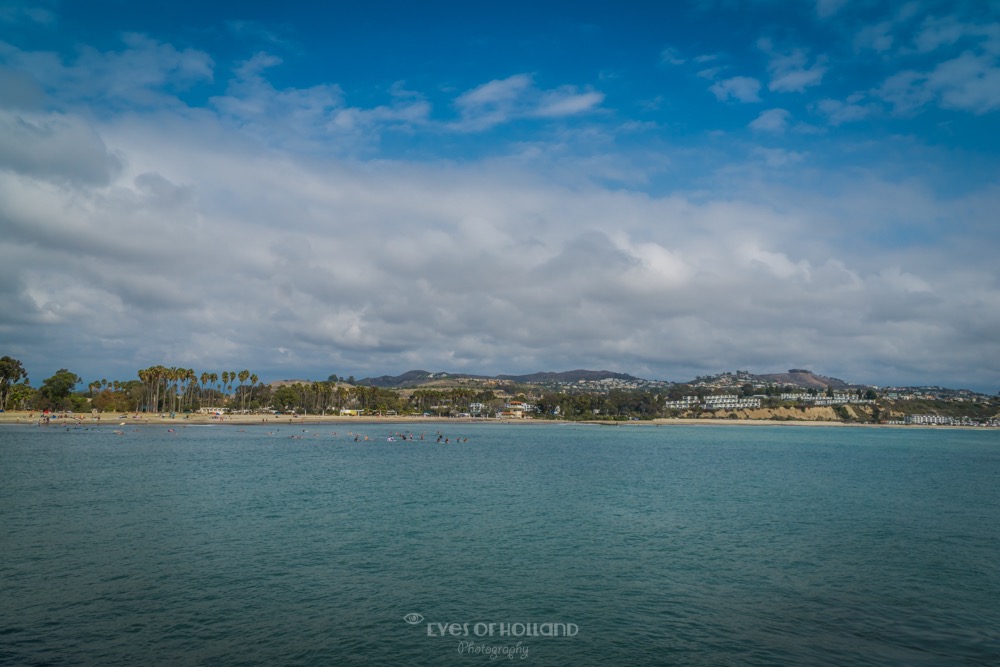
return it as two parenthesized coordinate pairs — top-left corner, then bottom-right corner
(1, 422), (998, 666)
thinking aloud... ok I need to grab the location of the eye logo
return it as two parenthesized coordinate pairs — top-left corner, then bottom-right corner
(403, 613), (424, 625)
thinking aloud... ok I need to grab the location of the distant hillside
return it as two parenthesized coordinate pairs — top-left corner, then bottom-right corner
(355, 370), (436, 388)
(356, 369), (641, 388)
(269, 379), (315, 387)
(497, 370), (641, 384)
(754, 369), (851, 390)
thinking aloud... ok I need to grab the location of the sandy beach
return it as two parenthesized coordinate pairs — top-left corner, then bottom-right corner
(0, 410), (977, 429)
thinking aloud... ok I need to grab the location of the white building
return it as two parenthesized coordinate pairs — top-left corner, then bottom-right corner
(701, 395), (761, 410)
(663, 396), (700, 410)
(904, 414), (953, 425)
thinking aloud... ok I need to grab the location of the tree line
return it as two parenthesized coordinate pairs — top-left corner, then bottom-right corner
(0, 355), (680, 418)
(0, 356), (506, 416)
(0, 358), (266, 414)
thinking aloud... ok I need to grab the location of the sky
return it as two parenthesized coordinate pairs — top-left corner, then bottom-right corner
(1, 0), (999, 391)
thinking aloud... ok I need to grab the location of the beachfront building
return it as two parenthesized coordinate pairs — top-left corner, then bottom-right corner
(904, 414), (954, 425)
(503, 401), (536, 418)
(701, 395), (761, 410)
(663, 396), (700, 410)
(197, 406), (229, 414)
(779, 393), (875, 406)
(814, 395), (876, 406)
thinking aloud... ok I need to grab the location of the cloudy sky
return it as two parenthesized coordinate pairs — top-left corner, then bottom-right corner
(1, 0), (999, 391)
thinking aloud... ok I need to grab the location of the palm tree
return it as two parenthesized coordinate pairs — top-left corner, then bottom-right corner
(238, 370), (250, 412)
(221, 371), (230, 406)
(138, 365), (167, 412)
(184, 369), (197, 412)
(200, 372), (210, 405)
(249, 374), (259, 411)
(167, 367), (180, 412)
(137, 368), (150, 411)
(157, 365), (168, 412)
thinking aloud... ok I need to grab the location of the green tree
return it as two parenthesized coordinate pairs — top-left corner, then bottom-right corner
(335, 385), (350, 410)
(93, 388), (133, 413)
(0, 356), (28, 410)
(37, 369), (82, 409)
(272, 385), (299, 412)
(7, 382), (35, 410)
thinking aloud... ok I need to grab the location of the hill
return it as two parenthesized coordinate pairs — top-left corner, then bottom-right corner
(497, 370), (641, 384)
(356, 369), (642, 388)
(754, 369), (852, 390)
(356, 370), (437, 388)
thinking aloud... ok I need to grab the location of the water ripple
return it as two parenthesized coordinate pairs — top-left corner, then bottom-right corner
(1, 424), (998, 665)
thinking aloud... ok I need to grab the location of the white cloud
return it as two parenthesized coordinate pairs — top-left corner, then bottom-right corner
(455, 73), (533, 109)
(855, 21), (895, 53)
(452, 74), (603, 130)
(816, 95), (872, 124)
(203, 52), (440, 152)
(2, 117), (998, 388)
(927, 52), (1000, 113)
(1, 35), (999, 390)
(741, 244), (811, 280)
(913, 15), (1000, 54)
(0, 1), (55, 25)
(0, 109), (121, 184)
(878, 267), (931, 293)
(865, 11), (1000, 116)
(709, 76), (761, 103)
(0, 33), (214, 108)
(759, 41), (827, 93)
(212, 52), (344, 125)
(533, 87), (604, 117)
(749, 108), (790, 132)
(879, 52), (1000, 115)
(660, 47), (686, 66)
(815, 0), (848, 19)
(751, 147), (806, 167)
(877, 69), (933, 113)
(852, 2), (924, 55)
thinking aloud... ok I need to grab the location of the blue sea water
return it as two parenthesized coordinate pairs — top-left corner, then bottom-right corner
(1, 422), (999, 666)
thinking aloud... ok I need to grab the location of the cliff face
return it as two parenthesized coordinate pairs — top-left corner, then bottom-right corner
(698, 405), (877, 422)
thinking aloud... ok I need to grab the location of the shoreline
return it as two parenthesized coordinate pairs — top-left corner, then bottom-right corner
(0, 411), (994, 430)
